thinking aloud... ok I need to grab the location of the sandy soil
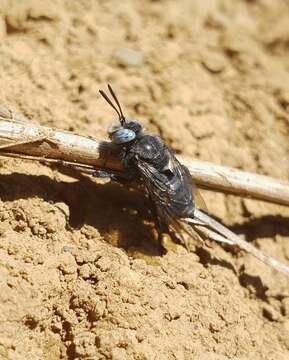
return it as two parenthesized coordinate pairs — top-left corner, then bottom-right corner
(0, 0), (289, 359)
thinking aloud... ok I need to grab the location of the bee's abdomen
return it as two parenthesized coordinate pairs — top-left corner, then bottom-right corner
(167, 176), (195, 217)
(170, 183), (194, 218)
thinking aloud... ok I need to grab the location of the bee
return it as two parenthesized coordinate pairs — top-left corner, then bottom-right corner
(98, 85), (201, 248)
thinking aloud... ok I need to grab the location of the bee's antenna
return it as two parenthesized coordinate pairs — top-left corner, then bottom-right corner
(99, 89), (121, 122)
(99, 84), (126, 126)
(107, 84), (126, 125)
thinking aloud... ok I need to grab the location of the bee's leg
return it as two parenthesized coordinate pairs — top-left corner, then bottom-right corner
(93, 170), (134, 183)
(93, 170), (118, 181)
(152, 216), (169, 253)
(154, 214), (167, 241)
(148, 201), (174, 252)
(148, 200), (163, 237)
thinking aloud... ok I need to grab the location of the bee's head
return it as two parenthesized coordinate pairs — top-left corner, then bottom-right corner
(107, 120), (143, 145)
(99, 84), (143, 145)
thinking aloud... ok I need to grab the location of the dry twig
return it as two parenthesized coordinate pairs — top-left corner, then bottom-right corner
(0, 105), (289, 206)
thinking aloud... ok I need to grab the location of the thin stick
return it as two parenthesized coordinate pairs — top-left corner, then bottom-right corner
(183, 158), (289, 207)
(0, 106), (289, 206)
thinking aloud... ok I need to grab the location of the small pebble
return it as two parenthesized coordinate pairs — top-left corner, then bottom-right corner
(201, 51), (227, 73)
(113, 48), (144, 67)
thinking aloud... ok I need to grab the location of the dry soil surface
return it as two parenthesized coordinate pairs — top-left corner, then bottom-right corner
(0, 1), (289, 359)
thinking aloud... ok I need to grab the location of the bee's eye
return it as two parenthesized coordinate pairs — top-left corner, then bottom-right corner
(109, 128), (136, 144)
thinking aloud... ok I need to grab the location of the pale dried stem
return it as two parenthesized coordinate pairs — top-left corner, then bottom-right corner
(0, 105), (288, 206)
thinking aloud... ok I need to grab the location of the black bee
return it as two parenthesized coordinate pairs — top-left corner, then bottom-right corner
(98, 85), (200, 247)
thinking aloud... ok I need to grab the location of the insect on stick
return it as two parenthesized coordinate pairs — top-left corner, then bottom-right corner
(0, 100), (289, 276)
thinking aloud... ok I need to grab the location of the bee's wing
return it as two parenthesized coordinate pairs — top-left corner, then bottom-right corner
(164, 151), (208, 245)
(168, 149), (208, 213)
(192, 185), (208, 213)
(158, 204), (205, 249)
(136, 156), (205, 248)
